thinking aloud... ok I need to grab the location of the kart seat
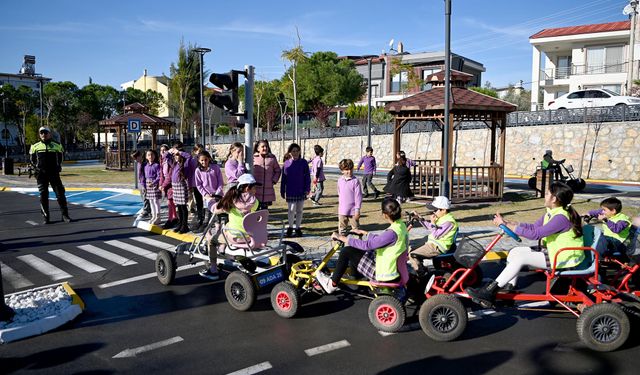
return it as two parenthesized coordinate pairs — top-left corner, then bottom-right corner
(370, 252), (409, 288)
(223, 210), (269, 251)
(555, 249), (596, 276)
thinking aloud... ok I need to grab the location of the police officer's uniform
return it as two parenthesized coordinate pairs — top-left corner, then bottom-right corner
(29, 127), (71, 223)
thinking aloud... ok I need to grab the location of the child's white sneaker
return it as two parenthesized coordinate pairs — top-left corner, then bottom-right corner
(315, 271), (337, 294)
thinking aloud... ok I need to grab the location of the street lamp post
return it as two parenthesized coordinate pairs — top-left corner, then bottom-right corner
(1, 92), (7, 159)
(194, 47), (211, 146)
(626, 0), (639, 94)
(443, 0), (452, 198)
(366, 57), (373, 149)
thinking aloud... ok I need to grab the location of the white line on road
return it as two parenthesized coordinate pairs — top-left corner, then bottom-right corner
(77, 244), (138, 266)
(16, 254), (72, 281)
(304, 340), (351, 356)
(226, 362), (273, 375)
(97, 262), (204, 289)
(86, 193), (125, 206)
(112, 336), (184, 358)
(48, 249), (107, 273)
(25, 220), (39, 226)
(66, 191), (91, 198)
(130, 236), (175, 251)
(0, 262), (34, 289)
(104, 240), (157, 260)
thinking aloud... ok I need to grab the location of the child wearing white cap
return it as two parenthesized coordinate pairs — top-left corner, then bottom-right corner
(408, 196), (458, 272)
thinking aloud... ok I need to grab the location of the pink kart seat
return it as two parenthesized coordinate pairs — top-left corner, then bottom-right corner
(370, 252), (410, 288)
(223, 210), (269, 252)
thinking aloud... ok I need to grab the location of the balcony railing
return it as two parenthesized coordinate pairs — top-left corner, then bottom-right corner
(572, 61), (626, 75)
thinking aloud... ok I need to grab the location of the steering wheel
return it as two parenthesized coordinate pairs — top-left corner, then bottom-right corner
(499, 224), (521, 242)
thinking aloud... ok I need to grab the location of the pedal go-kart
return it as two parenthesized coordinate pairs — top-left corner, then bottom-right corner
(270, 233), (411, 332)
(155, 207), (304, 311)
(528, 159), (586, 193)
(582, 215), (640, 296)
(419, 224), (639, 352)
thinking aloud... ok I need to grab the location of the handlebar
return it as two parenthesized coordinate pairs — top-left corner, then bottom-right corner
(499, 224), (521, 242)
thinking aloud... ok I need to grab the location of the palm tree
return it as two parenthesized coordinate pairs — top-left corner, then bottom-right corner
(282, 27), (308, 143)
(170, 40), (199, 142)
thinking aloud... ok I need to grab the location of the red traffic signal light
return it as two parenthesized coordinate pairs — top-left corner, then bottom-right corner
(209, 71), (239, 114)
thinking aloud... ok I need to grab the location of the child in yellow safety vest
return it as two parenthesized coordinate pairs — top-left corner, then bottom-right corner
(315, 198), (408, 294)
(408, 196), (458, 272)
(587, 197), (633, 257)
(199, 173), (260, 280)
(466, 182), (585, 308)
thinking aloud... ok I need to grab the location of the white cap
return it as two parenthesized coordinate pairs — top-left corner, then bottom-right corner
(39, 126), (50, 133)
(237, 173), (258, 187)
(429, 196), (451, 210)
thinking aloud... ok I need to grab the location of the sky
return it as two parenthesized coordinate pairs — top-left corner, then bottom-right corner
(0, 0), (630, 90)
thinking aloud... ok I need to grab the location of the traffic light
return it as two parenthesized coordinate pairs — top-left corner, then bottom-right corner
(209, 71), (240, 115)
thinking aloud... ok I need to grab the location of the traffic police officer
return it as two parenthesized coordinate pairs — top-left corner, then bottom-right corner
(29, 126), (72, 224)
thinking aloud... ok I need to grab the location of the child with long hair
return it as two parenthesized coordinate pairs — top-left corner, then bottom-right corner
(280, 143), (311, 237)
(225, 142), (246, 187)
(315, 198), (409, 294)
(466, 182), (585, 308)
(309, 145), (325, 206)
(195, 150), (224, 231)
(252, 140), (281, 210)
(189, 144), (205, 231)
(169, 147), (192, 234)
(200, 174), (260, 280)
(160, 144), (178, 229)
(142, 149), (162, 225)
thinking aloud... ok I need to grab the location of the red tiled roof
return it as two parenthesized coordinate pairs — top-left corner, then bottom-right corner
(385, 87), (517, 114)
(530, 21), (630, 39)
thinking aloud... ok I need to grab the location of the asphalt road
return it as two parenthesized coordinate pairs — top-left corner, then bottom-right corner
(2, 191), (640, 374)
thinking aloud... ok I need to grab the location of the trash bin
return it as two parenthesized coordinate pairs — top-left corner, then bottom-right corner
(3, 157), (14, 175)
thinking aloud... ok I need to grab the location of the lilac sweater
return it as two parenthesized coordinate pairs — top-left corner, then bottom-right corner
(420, 220), (455, 240)
(225, 158), (246, 183)
(143, 163), (161, 187)
(280, 158), (311, 198)
(310, 156), (325, 182)
(337, 176), (362, 216)
(357, 155), (377, 174)
(195, 165), (224, 197)
(588, 208), (631, 233)
(171, 151), (191, 184)
(514, 213), (573, 241)
(348, 229), (397, 250)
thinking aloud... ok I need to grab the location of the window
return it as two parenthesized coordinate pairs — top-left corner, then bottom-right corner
(584, 84), (622, 95)
(585, 90), (609, 99)
(567, 91), (585, 99)
(421, 68), (441, 90)
(391, 71), (408, 93)
(556, 56), (571, 78)
(586, 46), (624, 74)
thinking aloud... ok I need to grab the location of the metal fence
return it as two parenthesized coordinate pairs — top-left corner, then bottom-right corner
(507, 104), (640, 127)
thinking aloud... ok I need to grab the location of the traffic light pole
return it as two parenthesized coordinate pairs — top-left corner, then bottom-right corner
(244, 65), (255, 174)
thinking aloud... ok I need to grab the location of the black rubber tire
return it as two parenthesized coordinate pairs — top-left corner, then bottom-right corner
(156, 250), (176, 285)
(576, 178), (586, 192)
(271, 281), (300, 318)
(225, 271), (257, 311)
(368, 295), (406, 332)
(419, 295), (468, 342)
(576, 303), (630, 352)
(528, 176), (537, 190)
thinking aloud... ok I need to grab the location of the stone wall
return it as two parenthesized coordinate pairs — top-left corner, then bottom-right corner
(212, 121), (640, 182)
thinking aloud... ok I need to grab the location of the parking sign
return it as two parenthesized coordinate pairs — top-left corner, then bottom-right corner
(128, 119), (141, 133)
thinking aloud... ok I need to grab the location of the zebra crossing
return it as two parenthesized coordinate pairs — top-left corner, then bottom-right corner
(2, 236), (181, 292)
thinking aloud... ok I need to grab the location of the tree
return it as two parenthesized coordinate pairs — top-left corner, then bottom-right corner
(43, 81), (79, 149)
(469, 86), (498, 98)
(123, 87), (165, 115)
(78, 84), (120, 147)
(389, 56), (422, 96)
(502, 86), (532, 111)
(169, 40), (200, 142)
(282, 27), (308, 138)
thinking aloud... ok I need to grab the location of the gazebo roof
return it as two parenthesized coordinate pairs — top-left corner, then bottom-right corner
(386, 70), (517, 114)
(99, 102), (174, 127)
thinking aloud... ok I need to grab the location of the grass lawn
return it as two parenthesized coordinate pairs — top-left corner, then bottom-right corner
(10, 165), (637, 236)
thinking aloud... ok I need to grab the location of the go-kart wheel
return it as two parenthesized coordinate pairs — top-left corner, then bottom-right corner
(527, 176), (537, 190)
(419, 295), (467, 342)
(271, 281), (300, 318)
(576, 303), (630, 352)
(156, 250), (176, 285)
(369, 295), (406, 333)
(225, 271), (257, 311)
(576, 178), (586, 192)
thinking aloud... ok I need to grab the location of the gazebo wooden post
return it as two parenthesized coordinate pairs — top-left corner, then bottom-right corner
(152, 128), (157, 150)
(393, 118), (402, 159)
(490, 118), (497, 164)
(117, 125), (122, 170)
(446, 113), (454, 197)
(498, 115), (507, 198)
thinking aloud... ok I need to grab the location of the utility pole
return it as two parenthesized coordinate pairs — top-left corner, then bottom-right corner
(367, 57), (373, 149)
(443, 0), (452, 198)
(194, 47), (211, 146)
(627, 1), (639, 94)
(244, 65), (255, 173)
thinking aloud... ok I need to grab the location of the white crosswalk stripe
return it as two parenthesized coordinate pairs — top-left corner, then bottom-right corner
(0, 262), (34, 289)
(48, 249), (107, 273)
(130, 236), (176, 251)
(77, 244), (138, 266)
(16, 254), (72, 281)
(104, 240), (158, 260)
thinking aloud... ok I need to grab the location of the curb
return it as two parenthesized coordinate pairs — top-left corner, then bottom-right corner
(136, 220), (197, 243)
(0, 282), (84, 344)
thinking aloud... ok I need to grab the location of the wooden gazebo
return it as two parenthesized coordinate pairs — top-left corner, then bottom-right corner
(386, 70), (517, 201)
(98, 103), (175, 170)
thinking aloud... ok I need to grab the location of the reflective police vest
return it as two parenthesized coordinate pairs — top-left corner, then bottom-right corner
(29, 140), (64, 174)
(375, 220), (408, 281)
(542, 207), (584, 268)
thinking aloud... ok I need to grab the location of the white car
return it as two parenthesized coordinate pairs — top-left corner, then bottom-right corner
(547, 89), (640, 109)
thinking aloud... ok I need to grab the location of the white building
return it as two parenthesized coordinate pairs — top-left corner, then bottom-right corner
(530, 20), (631, 110)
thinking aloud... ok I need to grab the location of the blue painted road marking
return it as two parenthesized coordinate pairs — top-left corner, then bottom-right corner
(21, 190), (143, 216)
